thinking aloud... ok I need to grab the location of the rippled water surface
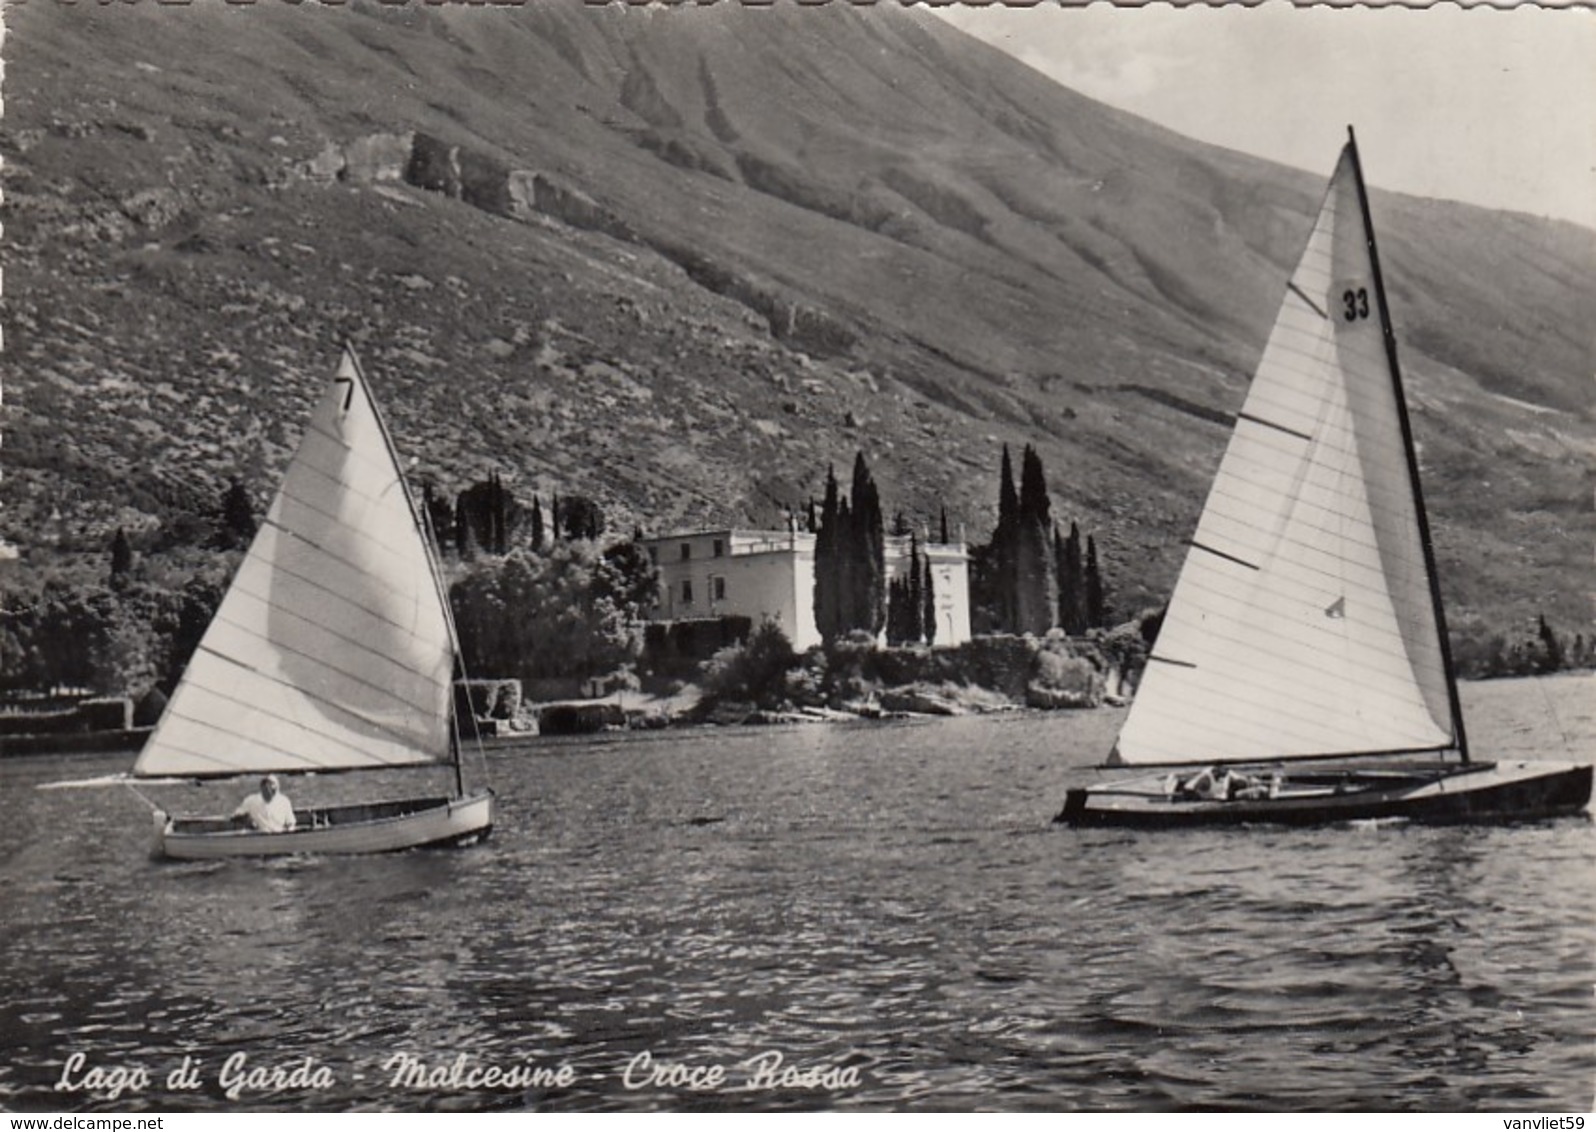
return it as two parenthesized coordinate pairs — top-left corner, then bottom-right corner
(2, 675), (1592, 1111)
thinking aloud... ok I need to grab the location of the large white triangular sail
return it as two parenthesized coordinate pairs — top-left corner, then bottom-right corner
(1112, 143), (1456, 767)
(134, 349), (456, 778)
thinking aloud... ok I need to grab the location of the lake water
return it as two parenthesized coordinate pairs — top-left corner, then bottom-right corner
(1, 674), (1591, 1112)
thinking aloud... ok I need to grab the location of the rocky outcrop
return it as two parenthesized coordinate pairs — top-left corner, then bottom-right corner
(343, 133), (413, 184)
(300, 142), (347, 183)
(878, 685), (968, 716)
(303, 129), (854, 358)
(456, 147), (517, 217)
(405, 131), (462, 198)
(518, 173), (636, 241)
(119, 187), (185, 230)
(1025, 682), (1099, 710)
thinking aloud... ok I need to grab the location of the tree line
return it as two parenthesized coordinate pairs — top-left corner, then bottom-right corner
(424, 474), (606, 558)
(0, 477), (250, 702)
(8, 453), (1588, 705)
(1452, 614), (1593, 680)
(969, 444), (1108, 638)
(420, 476), (658, 686)
(0, 473), (659, 699)
(806, 444), (1109, 650)
(811, 453), (940, 648)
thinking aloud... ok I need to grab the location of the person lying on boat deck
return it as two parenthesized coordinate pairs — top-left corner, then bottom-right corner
(232, 775), (296, 833)
(1168, 767), (1275, 802)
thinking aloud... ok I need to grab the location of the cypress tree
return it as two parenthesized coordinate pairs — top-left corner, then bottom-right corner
(1058, 521), (1085, 634)
(497, 473), (511, 554)
(1085, 534), (1107, 629)
(453, 489), (473, 562)
(423, 483), (454, 556)
(921, 554), (936, 646)
(1537, 614), (1564, 673)
(456, 514), (479, 561)
(220, 477), (256, 549)
(1015, 445), (1057, 635)
(850, 452), (886, 638)
(489, 472), (502, 555)
(836, 495), (854, 633)
(907, 532), (924, 644)
(1052, 523), (1067, 629)
(994, 445), (1020, 631)
(939, 505), (950, 546)
(885, 575), (906, 646)
(551, 493), (561, 541)
(109, 527), (132, 586)
(1019, 447), (1052, 530)
(458, 481), (479, 557)
(814, 466), (842, 645)
(530, 495), (544, 550)
(998, 445), (1019, 537)
(454, 476), (520, 557)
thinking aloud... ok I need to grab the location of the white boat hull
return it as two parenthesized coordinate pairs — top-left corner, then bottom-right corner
(154, 791), (494, 860)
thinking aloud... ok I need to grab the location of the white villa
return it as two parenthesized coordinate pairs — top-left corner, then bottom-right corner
(640, 527), (972, 651)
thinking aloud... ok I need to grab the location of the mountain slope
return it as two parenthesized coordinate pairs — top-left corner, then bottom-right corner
(2, 0), (1592, 632)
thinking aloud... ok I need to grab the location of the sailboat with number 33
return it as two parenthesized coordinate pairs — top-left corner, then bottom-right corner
(131, 346), (494, 858)
(1057, 130), (1591, 828)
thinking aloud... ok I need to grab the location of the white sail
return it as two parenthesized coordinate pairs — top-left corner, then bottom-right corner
(134, 349), (456, 778)
(1113, 145), (1454, 766)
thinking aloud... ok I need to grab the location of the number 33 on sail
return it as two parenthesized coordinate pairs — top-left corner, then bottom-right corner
(1058, 130), (1591, 828)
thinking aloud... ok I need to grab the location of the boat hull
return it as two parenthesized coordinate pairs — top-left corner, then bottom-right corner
(1056, 761), (1591, 829)
(154, 791), (494, 860)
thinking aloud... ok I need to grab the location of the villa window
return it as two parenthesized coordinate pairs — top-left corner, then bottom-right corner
(680, 543), (692, 561)
(713, 539), (725, 558)
(712, 576), (726, 601)
(681, 579), (694, 604)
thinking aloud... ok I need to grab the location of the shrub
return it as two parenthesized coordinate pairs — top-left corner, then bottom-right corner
(781, 649), (828, 708)
(450, 543), (642, 683)
(538, 702), (625, 735)
(455, 679), (523, 720)
(821, 629), (880, 707)
(133, 686), (169, 727)
(1027, 651), (1101, 710)
(701, 620), (799, 710)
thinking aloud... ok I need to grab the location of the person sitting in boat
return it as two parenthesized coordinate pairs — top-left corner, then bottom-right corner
(232, 775), (296, 833)
(1228, 772), (1273, 801)
(1174, 766), (1271, 801)
(1175, 766), (1230, 800)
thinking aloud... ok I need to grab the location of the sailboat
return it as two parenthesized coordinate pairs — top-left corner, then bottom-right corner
(1057, 130), (1591, 828)
(134, 346), (494, 858)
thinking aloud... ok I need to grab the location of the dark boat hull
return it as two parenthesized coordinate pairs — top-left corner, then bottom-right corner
(1056, 761), (1591, 829)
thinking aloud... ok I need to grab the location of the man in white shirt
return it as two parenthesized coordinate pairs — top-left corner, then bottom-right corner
(233, 775), (297, 833)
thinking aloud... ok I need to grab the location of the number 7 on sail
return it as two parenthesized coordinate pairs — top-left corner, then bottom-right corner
(134, 346), (495, 858)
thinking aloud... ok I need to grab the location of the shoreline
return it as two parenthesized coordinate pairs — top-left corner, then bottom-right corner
(4, 669), (1587, 763)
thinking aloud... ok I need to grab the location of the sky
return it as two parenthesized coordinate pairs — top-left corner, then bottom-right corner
(935, 2), (1596, 232)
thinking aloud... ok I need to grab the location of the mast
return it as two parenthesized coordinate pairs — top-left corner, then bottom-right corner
(1344, 127), (1470, 763)
(343, 344), (473, 792)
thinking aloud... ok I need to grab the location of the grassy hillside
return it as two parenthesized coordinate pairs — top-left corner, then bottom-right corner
(2, 0), (1591, 634)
